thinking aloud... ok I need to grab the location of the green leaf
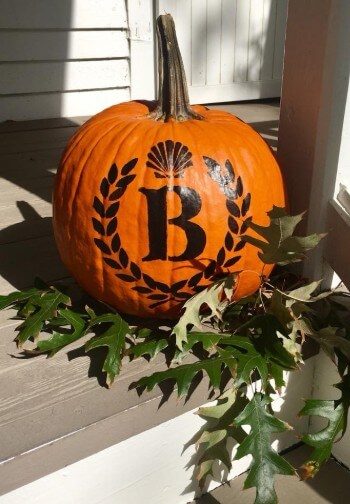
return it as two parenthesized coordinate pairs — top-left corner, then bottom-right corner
(127, 338), (168, 359)
(243, 314), (297, 370)
(198, 387), (238, 419)
(172, 276), (234, 350)
(36, 308), (87, 356)
(173, 331), (222, 363)
(85, 313), (130, 387)
(219, 338), (269, 388)
(196, 442), (233, 488)
(16, 289), (70, 346)
(244, 206), (325, 265)
(0, 287), (40, 310)
(195, 388), (248, 489)
(295, 319), (350, 362)
(135, 354), (236, 397)
(284, 281), (332, 306)
(234, 393), (295, 504)
(299, 374), (350, 479)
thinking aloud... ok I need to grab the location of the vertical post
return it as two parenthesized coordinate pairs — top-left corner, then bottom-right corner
(127, 0), (156, 100)
(277, 0), (350, 282)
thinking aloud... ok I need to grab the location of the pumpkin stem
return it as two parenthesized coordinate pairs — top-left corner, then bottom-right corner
(150, 14), (203, 122)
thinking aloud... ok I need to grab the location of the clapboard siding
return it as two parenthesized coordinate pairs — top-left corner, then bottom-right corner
(1, 89), (130, 122)
(0, 0), (127, 29)
(0, 31), (129, 61)
(1, 60), (129, 94)
(0, 0), (130, 121)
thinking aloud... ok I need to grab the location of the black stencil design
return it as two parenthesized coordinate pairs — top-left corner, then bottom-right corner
(91, 152), (252, 311)
(203, 155), (252, 271)
(146, 140), (193, 178)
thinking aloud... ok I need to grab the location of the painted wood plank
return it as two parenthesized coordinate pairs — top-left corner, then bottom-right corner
(206, 0), (222, 86)
(0, 358), (316, 503)
(0, 0), (127, 29)
(220, 0), (237, 84)
(0, 203), (53, 244)
(128, 0), (155, 101)
(260, 0), (277, 81)
(0, 30), (129, 62)
(273, 0), (288, 79)
(0, 88), (129, 122)
(1, 60), (129, 95)
(191, 0), (207, 86)
(0, 117), (87, 134)
(234, 0), (251, 82)
(248, 0), (264, 81)
(0, 234), (68, 294)
(0, 127), (76, 154)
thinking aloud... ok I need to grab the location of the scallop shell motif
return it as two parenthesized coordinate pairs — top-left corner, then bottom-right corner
(146, 140), (193, 178)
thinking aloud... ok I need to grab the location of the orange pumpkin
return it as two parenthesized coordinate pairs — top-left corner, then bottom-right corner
(53, 14), (286, 319)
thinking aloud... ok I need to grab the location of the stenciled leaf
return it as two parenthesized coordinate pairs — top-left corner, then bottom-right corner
(298, 374), (350, 479)
(244, 206), (325, 265)
(16, 289), (71, 347)
(85, 313), (130, 387)
(172, 276), (236, 350)
(234, 393), (295, 504)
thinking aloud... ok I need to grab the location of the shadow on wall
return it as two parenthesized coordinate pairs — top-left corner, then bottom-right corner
(1, 1), (72, 121)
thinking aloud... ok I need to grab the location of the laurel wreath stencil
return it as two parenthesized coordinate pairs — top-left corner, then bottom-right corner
(92, 151), (251, 309)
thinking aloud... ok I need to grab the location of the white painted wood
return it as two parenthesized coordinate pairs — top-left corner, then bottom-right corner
(1, 60), (129, 94)
(158, 0), (286, 103)
(0, 88), (129, 121)
(278, 0), (350, 471)
(191, 0), (207, 87)
(0, 0), (127, 29)
(0, 31), (129, 61)
(248, 0), (264, 82)
(279, 1), (350, 282)
(220, 0), (237, 84)
(128, 0), (155, 100)
(234, 0), (250, 82)
(206, 0), (222, 85)
(0, 0), (129, 120)
(260, 0), (277, 81)
(0, 359), (316, 504)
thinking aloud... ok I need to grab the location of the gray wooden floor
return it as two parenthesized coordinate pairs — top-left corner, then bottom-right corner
(0, 101), (280, 495)
(194, 445), (350, 504)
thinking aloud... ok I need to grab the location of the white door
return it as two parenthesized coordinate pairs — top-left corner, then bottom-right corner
(157, 0), (288, 103)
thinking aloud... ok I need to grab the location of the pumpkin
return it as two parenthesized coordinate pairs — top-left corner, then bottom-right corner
(53, 14), (286, 319)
